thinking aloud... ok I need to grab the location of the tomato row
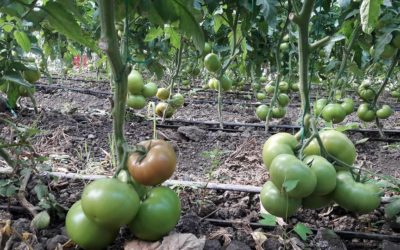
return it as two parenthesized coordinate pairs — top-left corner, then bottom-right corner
(260, 131), (380, 219)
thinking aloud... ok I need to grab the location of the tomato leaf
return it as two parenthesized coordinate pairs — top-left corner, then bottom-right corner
(283, 179), (299, 192)
(2, 71), (32, 88)
(31, 210), (50, 230)
(360, 0), (383, 34)
(13, 30), (31, 52)
(258, 213), (276, 226)
(144, 27), (164, 42)
(385, 198), (400, 219)
(293, 223), (312, 241)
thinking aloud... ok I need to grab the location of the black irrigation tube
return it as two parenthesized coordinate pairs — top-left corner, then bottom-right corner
(204, 218), (400, 242)
(40, 171), (399, 242)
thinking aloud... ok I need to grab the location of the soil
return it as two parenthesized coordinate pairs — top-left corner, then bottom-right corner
(1, 73), (400, 249)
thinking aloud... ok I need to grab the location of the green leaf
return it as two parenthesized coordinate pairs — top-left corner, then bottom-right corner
(258, 213), (276, 226)
(385, 198), (400, 219)
(42, 2), (96, 50)
(34, 184), (49, 200)
(293, 223), (312, 241)
(283, 179), (299, 192)
(31, 211), (50, 229)
(144, 27), (164, 42)
(2, 71), (32, 88)
(334, 123), (359, 132)
(13, 30), (31, 52)
(360, 0), (383, 34)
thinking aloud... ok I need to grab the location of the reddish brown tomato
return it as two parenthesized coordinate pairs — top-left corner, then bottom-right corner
(127, 140), (176, 186)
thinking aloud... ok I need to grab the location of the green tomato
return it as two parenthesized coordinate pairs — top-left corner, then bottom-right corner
(332, 171), (380, 214)
(204, 53), (221, 72)
(341, 98), (354, 115)
(208, 78), (220, 90)
(156, 87), (170, 100)
(376, 105), (393, 119)
(321, 103), (346, 124)
(128, 70), (144, 94)
(169, 93), (184, 108)
(262, 133), (298, 169)
(277, 93), (290, 107)
(66, 201), (118, 249)
(279, 42), (289, 51)
(142, 82), (158, 98)
(81, 178), (140, 228)
(314, 98), (328, 116)
(256, 92), (266, 101)
(256, 104), (269, 121)
(127, 95), (146, 109)
(260, 181), (301, 219)
(391, 90), (400, 98)
(358, 82), (376, 102)
(270, 154), (317, 198)
(260, 76), (267, 82)
(204, 42), (212, 54)
(220, 75), (232, 91)
(271, 106), (286, 118)
(23, 66), (41, 83)
(252, 82), (261, 92)
(392, 32), (400, 49)
(357, 103), (376, 122)
(302, 193), (332, 209)
(265, 84), (275, 94)
(291, 83), (299, 91)
(278, 81), (289, 92)
(303, 155), (336, 195)
(303, 130), (356, 168)
(129, 187), (181, 241)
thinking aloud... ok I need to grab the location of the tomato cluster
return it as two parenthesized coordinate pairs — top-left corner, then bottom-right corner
(255, 80), (296, 121)
(127, 69), (158, 109)
(203, 52), (233, 92)
(260, 131), (381, 219)
(314, 97), (354, 124)
(65, 139), (181, 249)
(356, 79), (394, 121)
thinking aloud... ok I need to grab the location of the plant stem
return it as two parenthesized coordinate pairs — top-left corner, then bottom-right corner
(0, 147), (15, 168)
(99, 0), (129, 175)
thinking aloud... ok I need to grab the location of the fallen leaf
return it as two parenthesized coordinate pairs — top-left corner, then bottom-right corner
(124, 233), (205, 250)
(251, 230), (267, 250)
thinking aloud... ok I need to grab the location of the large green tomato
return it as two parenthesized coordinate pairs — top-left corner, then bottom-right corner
(23, 66), (41, 83)
(277, 93), (290, 107)
(271, 106), (286, 118)
(321, 103), (346, 124)
(142, 82), (158, 98)
(260, 181), (301, 218)
(341, 98), (354, 115)
(129, 187), (181, 241)
(332, 171), (380, 214)
(256, 92), (266, 101)
(357, 103), (376, 122)
(303, 155), (336, 195)
(313, 98), (328, 116)
(270, 154), (317, 198)
(358, 82), (376, 102)
(262, 133), (298, 169)
(376, 105), (393, 119)
(127, 95), (146, 109)
(66, 201), (118, 249)
(256, 104), (269, 121)
(220, 75), (233, 91)
(278, 81), (289, 92)
(169, 93), (184, 108)
(303, 130), (356, 168)
(302, 193), (332, 209)
(128, 70), (144, 94)
(81, 178), (140, 228)
(204, 53), (221, 72)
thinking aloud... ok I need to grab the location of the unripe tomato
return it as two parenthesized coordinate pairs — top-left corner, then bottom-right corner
(321, 103), (346, 124)
(303, 130), (356, 168)
(271, 106), (286, 118)
(270, 154), (317, 198)
(392, 32), (400, 49)
(302, 193), (332, 209)
(358, 82), (376, 102)
(66, 201), (118, 249)
(169, 93), (184, 108)
(252, 82), (261, 92)
(256, 92), (266, 101)
(357, 103), (376, 122)
(204, 53), (221, 72)
(208, 78), (220, 90)
(291, 83), (299, 91)
(23, 65), (41, 83)
(277, 93), (290, 107)
(260, 181), (301, 218)
(341, 98), (354, 115)
(191, 68), (200, 76)
(127, 95), (146, 109)
(391, 90), (400, 98)
(260, 76), (267, 82)
(142, 82), (158, 98)
(155, 102), (175, 118)
(129, 187), (181, 241)
(376, 104), (393, 119)
(81, 178), (140, 228)
(19, 86), (36, 97)
(262, 133), (298, 169)
(265, 84), (275, 94)
(128, 70), (144, 94)
(182, 79), (190, 86)
(278, 81), (289, 92)
(283, 34), (290, 42)
(256, 104), (269, 121)
(127, 139), (176, 186)
(220, 75), (232, 91)
(156, 87), (170, 100)
(204, 42), (212, 54)
(279, 42), (289, 51)
(303, 155), (336, 195)
(314, 98), (328, 116)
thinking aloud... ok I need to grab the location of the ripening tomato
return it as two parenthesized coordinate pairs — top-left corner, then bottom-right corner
(127, 139), (176, 186)
(155, 102), (175, 118)
(156, 87), (170, 100)
(81, 178), (140, 228)
(260, 181), (301, 218)
(129, 187), (181, 241)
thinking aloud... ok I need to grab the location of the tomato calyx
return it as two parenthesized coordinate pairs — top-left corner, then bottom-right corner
(130, 144), (150, 164)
